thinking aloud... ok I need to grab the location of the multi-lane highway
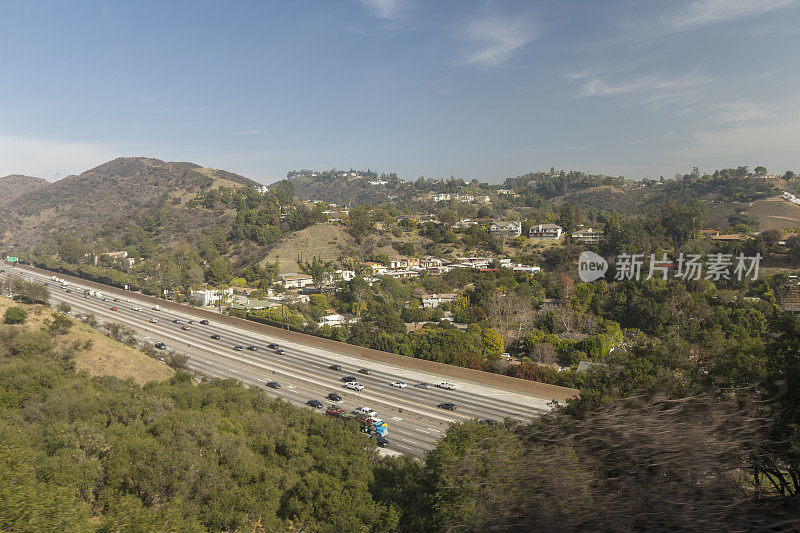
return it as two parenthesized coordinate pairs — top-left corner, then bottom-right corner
(1, 265), (553, 455)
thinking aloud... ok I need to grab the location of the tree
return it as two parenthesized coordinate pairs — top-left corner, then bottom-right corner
(56, 302), (71, 314)
(754, 166), (767, 176)
(559, 203), (575, 234)
(481, 328), (504, 360)
(347, 204), (373, 243)
(46, 314), (73, 336)
(206, 257), (230, 286)
(3, 306), (27, 324)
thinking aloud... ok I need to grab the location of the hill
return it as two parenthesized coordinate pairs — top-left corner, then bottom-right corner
(0, 174), (48, 206)
(284, 170), (411, 205)
(0, 157), (259, 250)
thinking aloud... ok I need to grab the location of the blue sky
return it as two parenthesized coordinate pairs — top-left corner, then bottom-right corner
(1, 0), (799, 184)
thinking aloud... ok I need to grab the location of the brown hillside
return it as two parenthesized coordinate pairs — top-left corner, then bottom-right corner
(0, 174), (48, 206)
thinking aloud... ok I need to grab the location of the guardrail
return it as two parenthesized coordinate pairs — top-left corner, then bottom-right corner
(13, 263), (580, 403)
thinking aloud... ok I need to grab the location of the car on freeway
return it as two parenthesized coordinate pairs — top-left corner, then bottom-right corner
(210, 334), (221, 339)
(246, 345), (258, 351)
(329, 364), (342, 371)
(110, 306), (118, 311)
(180, 325), (190, 331)
(390, 381), (407, 388)
(65, 289), (71, 293)
(233, 345), (243, 351)
(358, 368), (372, 375)
(341, 376), (358, 383)
(172, 319), (181, 324)
(265, 381), (281, 389)
(199, 320), (209, 325)
(415, 382), (431, 389)
(131, 306), (140, 311)
(307, 399), (324, 408)
(187, 320), (194, 324)
(274, 349), (285, 355)
(327, 392), (342, 402)
(375, 435), (390, 448)
(84, 294), (90, 299)
(438, 402), (457, 411)
(102, 298), (109, 302)
(354, 407), (377, 417)
(113, 298), (119, 302)
(154, 341), (167, 350)
(150, 318), (157, 323)
(437, 382), (456, 390)
(345, 382), (364, 391)
(268, 343), (279, 349)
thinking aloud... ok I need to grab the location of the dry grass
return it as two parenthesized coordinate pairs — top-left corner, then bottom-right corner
(263, 224), (359, 274)
(0, 296), (173, 384)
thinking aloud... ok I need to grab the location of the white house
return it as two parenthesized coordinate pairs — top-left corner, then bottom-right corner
(529, 223), (563, 240)
(191, 288), (234, 307)
(361, 262), (388, 275)
(571, 227), (604, 245)
(490, 221), (523, 238)
(278, 273), (315, 289)
(420, 293), (458, 308)
(317, 313), (350, 327)
(389, 258), (421, 270)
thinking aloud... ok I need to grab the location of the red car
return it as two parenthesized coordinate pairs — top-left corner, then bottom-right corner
(110, 307), (118, 311)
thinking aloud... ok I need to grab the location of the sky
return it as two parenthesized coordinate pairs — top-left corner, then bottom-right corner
(1, 0), (799, 184)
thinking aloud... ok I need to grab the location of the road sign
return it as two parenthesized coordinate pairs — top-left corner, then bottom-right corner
(5, 256), (18, 262)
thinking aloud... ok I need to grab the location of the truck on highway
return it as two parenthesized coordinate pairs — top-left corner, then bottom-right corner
(152, 305), (161, 311)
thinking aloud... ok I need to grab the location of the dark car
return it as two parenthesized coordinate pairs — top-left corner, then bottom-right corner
(265, 381), (281, 389)
(307, 399), (323, 408)
(268, 343), (279, 349)
(172, 319), (181, 324)
(233, 345), (244, 351)
(327, 392), (342, 402)
(113, 298), (119, 302)
(358, 368), (372, 375)
(274, 349), (285, 355)
(329, 364), (342, 371)
(438, 402), (457, 411)
(246, 345), (258, 351)
(180, 325), (190, 330)
(210, 334), (221, 339)
(154, 342), (167, 350)
(188, 320), (194, 324)
(65, 289), (71, 293)
(375, 436), (389, 448)
(341, 376), (358, 383)
(199, 320), (209, 325)
(415, 382), (431, 389)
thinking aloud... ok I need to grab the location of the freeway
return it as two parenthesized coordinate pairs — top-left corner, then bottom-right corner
(1, 265), (553, 455)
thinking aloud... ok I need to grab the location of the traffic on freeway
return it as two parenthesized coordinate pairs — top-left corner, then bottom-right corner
(1, 264), (552, 455)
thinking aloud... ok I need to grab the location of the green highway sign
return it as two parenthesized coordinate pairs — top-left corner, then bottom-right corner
(5, 256), (18, 262)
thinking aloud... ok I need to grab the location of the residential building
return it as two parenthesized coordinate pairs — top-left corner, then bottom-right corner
(490, 221), (523, 238)
(375, 269), (419, 279)
(191, 288), (234, 307)
(360, 262), (388, 274)
(278, 273), (315, 289)
(700, 229), (720, 238)
(529, 223), (563, 240)
(317, 313), (350, 327)
(571, 227), (604, 245)
(389, 258), (421, 270)
(420, 293), (457, 308)
(475, 195), (491, 203)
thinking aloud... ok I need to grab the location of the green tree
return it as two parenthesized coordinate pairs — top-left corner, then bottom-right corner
(481, 328), (504, 359)
(3, 306), (27, 324)
(347, 204), (373, 243)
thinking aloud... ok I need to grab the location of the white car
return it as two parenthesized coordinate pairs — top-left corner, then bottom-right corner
(132, 306), (141, 311)
(390, 381), (407, 388)
(345, 382), (364, 391)
(437, 382), (456, 390)
(150, 318), (157, 323)
(354, 407), (377, 417)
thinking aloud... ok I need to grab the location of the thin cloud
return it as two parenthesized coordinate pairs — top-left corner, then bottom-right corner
(232, 130), (263, 136)
(359, 0), (404, 19)
(625, 0), (798, 39)
(460, 17), (536, 67)
(573, 72), (710, 99)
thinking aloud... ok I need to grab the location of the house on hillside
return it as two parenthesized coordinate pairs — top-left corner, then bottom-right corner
(529, 223), (563, 240)
(490, 221), (522, 238)
(278, 273), (314, 289)
(389, 258), (421, 270)
(318, 313), (350, 327)
(191, 288), (234, 307)
(571, 227), (604, 245)
(361, 262), (388, 275)
(420, 293), (457, 308)
(700, 229), (720, 238)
